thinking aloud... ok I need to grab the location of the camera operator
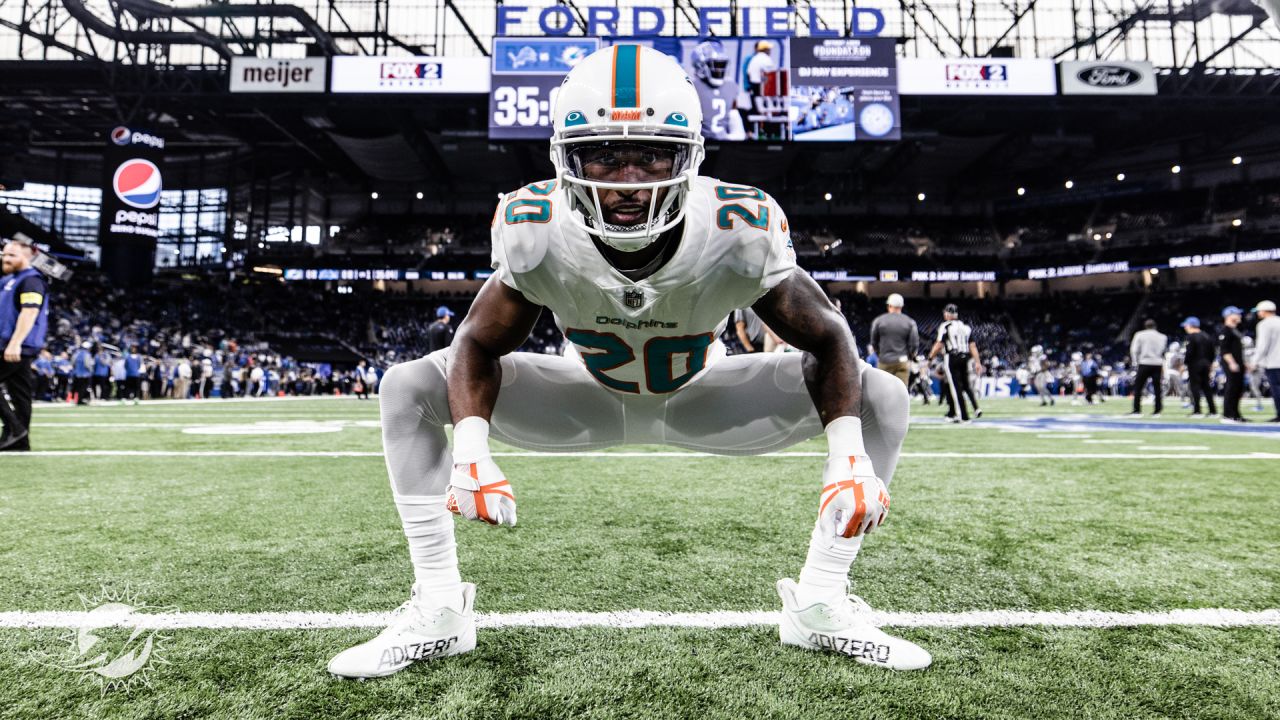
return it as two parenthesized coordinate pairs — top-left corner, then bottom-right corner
(0, 238), (51, 451)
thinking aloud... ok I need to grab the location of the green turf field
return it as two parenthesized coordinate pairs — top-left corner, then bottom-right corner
(2, 395), (1278, 719)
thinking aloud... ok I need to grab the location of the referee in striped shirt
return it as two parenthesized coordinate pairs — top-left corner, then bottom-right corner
(928, 303), (984, 423)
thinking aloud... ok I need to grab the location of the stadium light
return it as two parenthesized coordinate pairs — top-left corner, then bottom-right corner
(1232, 218), (1243, 227)
(1116, 173), (1125, 181)
(916, 192), (926, 202)
(1064, 180), (1074, 189)
(1093, 233), (1102, 241)
(370, 191), (379, 200)
(1232, 156), (1243, 165)
(823, 192), (832, 201)
(416, 191), (424, 200)
(1171, 165), (1181, 174)
(1150, 268), (1160, 275)
(257, 242), (265, 249)
(219, 246), (226, 253)
(1016, 187), (1026, 196)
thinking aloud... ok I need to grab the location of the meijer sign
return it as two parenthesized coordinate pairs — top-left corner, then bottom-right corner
(230, 57), (328, 93)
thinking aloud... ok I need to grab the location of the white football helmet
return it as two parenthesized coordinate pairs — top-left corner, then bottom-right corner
(550, 44), (705, 252)
(690, 40), (730, 87)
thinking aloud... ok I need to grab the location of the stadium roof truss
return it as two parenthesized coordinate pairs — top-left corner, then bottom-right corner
(0, 1), (1277, 250)
(0, 0), (1275, 70)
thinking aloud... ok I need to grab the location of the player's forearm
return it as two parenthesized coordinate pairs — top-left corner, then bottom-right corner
(751, 273), (860, 424)
(801, 339), (861, 426)
(734, 324), (754, 351)
(446, 335), (503, 423)
(927, 341), (942, 361)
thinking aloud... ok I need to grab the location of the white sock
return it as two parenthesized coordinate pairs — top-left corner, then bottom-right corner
(796, 520), (864, 608)
(394, 493), (464, 611)
(796, 417), (869, 608)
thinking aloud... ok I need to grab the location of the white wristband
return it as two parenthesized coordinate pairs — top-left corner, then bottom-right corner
(824, 415), (867, 456)
(452, 416), (491, 463)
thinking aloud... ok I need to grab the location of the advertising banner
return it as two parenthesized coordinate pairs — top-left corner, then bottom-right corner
(331, 56), (490, 93)
(789, 37), (899, 141)
(898, 57), (1056, 95)
(229, 57), (327, 93)
(1059, 60), (1157, 95)
(98, 126), (165, 284)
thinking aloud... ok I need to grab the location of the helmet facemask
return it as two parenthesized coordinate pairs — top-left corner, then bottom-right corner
(700, 59), (728, 87)
(553, 131), (703, 252)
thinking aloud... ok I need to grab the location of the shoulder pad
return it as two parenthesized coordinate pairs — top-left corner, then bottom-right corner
(694, 176), (790, 275)
(492, 180), (561, 274)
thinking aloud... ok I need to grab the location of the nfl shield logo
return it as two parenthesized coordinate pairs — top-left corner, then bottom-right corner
(623, 289), (644, 309)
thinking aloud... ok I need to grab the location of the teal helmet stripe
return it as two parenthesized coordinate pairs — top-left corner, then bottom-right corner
(612, 45), (639, 108)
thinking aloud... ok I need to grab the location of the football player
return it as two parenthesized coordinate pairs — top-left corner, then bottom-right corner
(328, 45), (927, 679)
(689, 40), (747, 141)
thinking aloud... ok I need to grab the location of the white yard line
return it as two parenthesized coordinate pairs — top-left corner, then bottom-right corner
(1137, 445), (1210, 451)
(36, 396), (365, 408)
(33, 414), (376, 420)
(15, 450), (1280, 460)
(1036, 433), (1094, 439)
(1, 608), (1277, 630)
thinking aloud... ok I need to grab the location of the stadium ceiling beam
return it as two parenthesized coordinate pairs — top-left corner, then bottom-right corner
(60, 0), (234, 60)
(1050, 1), (1154, 60)
(322, 0), (372, 56)
(114, 0), (341, 56)
(445, 0), (490, 56)
(1188, 15), (1268, 69)
(897, 0), (963, 57)
(670, 0), (701, 35)
(0, 14), (96, 61)
(983, 0), (1041, 57)
(269, 31), (430, 55)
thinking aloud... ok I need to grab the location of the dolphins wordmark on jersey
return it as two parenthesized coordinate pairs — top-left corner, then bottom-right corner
(491, 175), (797, 395)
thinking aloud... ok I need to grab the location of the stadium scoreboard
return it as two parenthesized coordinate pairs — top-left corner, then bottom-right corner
(488, 36), (899, 142)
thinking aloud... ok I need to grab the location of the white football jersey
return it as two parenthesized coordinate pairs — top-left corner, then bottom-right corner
(491, 175), (797, 395)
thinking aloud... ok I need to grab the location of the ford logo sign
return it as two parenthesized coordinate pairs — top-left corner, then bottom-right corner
(1078, 66), (1140, 87)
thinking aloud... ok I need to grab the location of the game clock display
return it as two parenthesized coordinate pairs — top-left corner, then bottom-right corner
(488, 76), (563, 138)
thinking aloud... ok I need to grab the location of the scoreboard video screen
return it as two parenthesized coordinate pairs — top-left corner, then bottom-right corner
(488, 37), (899, 142)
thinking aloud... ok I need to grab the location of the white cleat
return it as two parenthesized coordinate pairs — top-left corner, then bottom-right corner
(328, 583), (476, 679)
(776, 578), (931, 671)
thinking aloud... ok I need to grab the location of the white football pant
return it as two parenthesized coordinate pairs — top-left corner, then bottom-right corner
(377, 348), (909, 609)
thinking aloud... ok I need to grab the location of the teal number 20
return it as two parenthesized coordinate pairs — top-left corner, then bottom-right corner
(565, 329), (713, 394)
(505, 199), (551, 225)
(714, 184), (769, 230)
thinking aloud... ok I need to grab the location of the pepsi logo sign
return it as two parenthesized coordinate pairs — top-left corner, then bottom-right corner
(110, 126), (165, 149)
(112, 159), (163, 209)
(1078, 66), (1140, 87)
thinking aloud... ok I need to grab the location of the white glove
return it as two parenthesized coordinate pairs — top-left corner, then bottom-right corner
(446, 457), (516, 526)
(819, 454), (890, 539)
(818, 416), (890, 541)
(444, 417), (517, 527)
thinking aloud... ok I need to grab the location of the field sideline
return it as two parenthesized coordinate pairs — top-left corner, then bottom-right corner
(2, 396), (1278, 719)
